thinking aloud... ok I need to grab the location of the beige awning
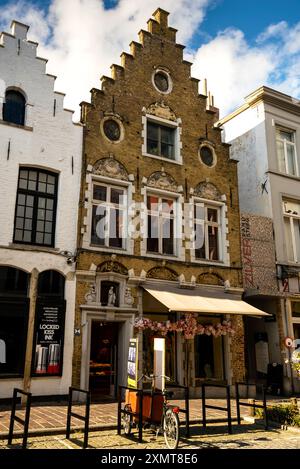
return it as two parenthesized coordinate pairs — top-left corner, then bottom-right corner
(143, 284), (270, 317)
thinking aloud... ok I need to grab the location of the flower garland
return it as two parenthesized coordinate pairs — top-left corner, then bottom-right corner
(134, 313), (235, 340)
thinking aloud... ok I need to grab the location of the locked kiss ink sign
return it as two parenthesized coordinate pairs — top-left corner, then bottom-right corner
(32, 301), (66, 376)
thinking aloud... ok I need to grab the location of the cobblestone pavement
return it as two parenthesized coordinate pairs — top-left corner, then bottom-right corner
(1, 423), (300, 449)
(0, 399), (240, 436)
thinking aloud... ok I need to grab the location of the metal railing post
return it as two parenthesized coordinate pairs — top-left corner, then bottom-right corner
(202, 384), (206, 429)
(185, 386), (190, 437)
(8, 388), (17, 445)
(23, 392), (32, 449)
(66, 386), (72, 440)
(83, 392), (90, 449)
(117, 386), (122, 435)
(263, 386), (268, 430)
(235, 382), (241, 425)
(226, 385), (232, 434)
(138, 390), (143, 443)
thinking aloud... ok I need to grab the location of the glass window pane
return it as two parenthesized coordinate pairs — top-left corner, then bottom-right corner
(24, 219), (32, 230)
(294, 219), (300, 262)
(147, 195), (158, 211)
(27, 180), (36, 191)
(23, 231), (31, 242)
(208, 225), (219, 260)
(26, 195), (34, 207)
(161, 126), (174, 144)
(110, 188), (124, 205)
(38, 182), (46, 192)
(18, 194), (26, 205)
(195, 204), (205, 220)
(17, 206), (25, 217)
(46, 183), (55, 195)
(161, 142), (174, 159)
(36, 221), (44, 231)
(280, 130), (293, 142)
(35, 232), (44, 244)
(38, 198), (46, 208)
(147, 215), (159, 252)
(29, 171), (37, 181)
(93, 185), (107, 201)
(45, 210), (53, 221)
(37, 209), (45, 220)
(207, 208), (218, 223)
(147, 138), (159, 156)
(284, 217), (295, 262)
(39, 173), (47, 182)
(91, 205), (106, 245)
(276, 140), (285, 172)
(162, 199), (173, 214)
(45, 222), (52, 233)
(19, 170), (28, 180)
(109, 208), (123, 248)
(46, 199), (53, 210)
(286, 143), (296, 175)
(47, 175), (55, 185)
(195, 223), (205, 258)
(18, 178), (28, 189)
(147, 122), (158, 140)
(44, 233), (52, 245)
(15, 217), (24, 229)
(162, 218), (174, 255)
(14, 229), (23, 241)
(25, 207), (33, 218)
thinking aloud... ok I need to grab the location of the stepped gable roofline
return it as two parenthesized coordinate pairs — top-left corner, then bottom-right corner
(217, 85), (300, 127)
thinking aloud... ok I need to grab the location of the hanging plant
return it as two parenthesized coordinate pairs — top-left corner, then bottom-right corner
(134, 313), (235, 340)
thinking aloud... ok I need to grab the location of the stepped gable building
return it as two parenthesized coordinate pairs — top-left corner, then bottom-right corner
(75, 8), (267, 398)
(0, 21), (82, 399)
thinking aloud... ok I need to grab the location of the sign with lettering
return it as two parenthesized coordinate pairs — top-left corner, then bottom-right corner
(32, 301), (66, 377)
(127, 338), (138, 388)
(154, 338), (165, 391)
(241, 216), (254, 288)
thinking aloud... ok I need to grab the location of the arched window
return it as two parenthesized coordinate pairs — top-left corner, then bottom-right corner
(38, 270), (65, 298)
(3, 89), (26, 126)
(0, 267), (29, 377)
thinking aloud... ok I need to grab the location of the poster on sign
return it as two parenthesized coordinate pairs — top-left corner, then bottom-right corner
(154, 338), (165, 391)
(127, 338), (138, 388)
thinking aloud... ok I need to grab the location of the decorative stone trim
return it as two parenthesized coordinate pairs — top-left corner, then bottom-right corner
(92, 156), (129, 181)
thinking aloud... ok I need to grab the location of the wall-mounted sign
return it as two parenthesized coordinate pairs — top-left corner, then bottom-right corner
(127, 338), (138, 388)
(284, 336), (294, 349)
(32, 301), (66, 377)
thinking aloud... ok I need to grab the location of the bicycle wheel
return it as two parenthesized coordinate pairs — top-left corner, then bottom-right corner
(163, 409), (180, 449)
(122, 404), (132, 435)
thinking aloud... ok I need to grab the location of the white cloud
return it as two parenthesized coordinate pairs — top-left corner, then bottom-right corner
(1, 1), (300, 120)
(0, 0), (211, 120)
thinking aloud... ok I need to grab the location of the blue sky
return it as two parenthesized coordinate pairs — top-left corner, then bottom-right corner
(0, 0), (300, 119)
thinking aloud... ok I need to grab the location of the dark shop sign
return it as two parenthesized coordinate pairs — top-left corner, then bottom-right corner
(32, 300), (66, 377)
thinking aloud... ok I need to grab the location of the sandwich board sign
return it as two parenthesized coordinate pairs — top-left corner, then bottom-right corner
(154, 338), (165, 391)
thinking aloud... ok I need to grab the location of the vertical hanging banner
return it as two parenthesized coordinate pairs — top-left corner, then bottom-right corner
(127, 338), (138, 388)
(154, 337), (165, 390)
(32, 301), (66, 377)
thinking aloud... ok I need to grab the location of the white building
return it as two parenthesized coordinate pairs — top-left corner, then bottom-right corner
(0, 21), (82, 399)
(219, 86), (300, 394)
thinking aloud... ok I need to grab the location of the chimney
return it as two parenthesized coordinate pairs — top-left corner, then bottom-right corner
(10, 20), (29, 40)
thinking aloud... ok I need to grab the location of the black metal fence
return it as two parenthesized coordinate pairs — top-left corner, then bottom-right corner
(8, 388), (32, 449)
(235, 382), (268, 430)
(166, 383), (190, 437)
(66, 387), (91, 449)
(117, 385), (144, 442)
(201, 383), (232, 434)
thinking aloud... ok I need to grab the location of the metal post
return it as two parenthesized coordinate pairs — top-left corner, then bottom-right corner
(22, 392), (32, 449)
(66, 387), (72, 439)
(202, 384), (206, 429)
(235, 382), (241, 425)
(138, 390), (143, 443)
(8, 388), (17, 445)
(117, 386), (122, 435)
(185, 386), (190, 438)
(83, 392), (90, 449)
(263, 386), (268, 430)
(226, 385), (232, 434)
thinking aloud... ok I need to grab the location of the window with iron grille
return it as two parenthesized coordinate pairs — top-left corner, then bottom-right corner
(14, 168), (58, 247)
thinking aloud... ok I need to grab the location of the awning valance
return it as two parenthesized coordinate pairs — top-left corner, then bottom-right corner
(143, 284), (270, 317)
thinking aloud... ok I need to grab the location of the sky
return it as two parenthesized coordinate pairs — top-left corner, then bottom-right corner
(0, 0), (300, 121)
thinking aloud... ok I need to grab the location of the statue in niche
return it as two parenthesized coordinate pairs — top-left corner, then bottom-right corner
(107, 286), (116, 306)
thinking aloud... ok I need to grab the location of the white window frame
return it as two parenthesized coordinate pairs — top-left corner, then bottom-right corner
(190, 197), (227, 265)
(276, 127), (299, 177)
(141, 188), (183, 261)
(142, 114), (182, 164)
(83, 174), (134, 255)
(283, 199), (300, 263)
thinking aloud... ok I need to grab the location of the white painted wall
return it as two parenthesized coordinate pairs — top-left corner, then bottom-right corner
(0, 21), (83, 398)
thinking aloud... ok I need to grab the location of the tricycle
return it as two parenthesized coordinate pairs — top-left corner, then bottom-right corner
(122, 374), (180, 449)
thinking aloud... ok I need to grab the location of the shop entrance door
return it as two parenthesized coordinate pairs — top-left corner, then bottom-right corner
(89, 321), (119, 400)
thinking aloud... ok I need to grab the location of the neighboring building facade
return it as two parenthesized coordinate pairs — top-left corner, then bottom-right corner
(74, 9), (266, 400)
(0, 21), (82, 399)
(219, 86), (300, 393)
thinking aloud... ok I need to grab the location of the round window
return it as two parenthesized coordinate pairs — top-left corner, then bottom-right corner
(103, 119), (121, 142)
(154, 71), (170, 93)
(200, 145), (215, 167)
